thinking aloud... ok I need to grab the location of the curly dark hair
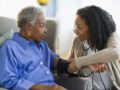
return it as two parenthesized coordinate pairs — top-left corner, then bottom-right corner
(77, 5), (116, 50)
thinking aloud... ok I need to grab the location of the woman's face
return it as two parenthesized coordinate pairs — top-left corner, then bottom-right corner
(74, 15), (89, 40)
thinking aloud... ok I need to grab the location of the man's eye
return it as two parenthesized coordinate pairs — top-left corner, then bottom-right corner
(40, 24), (44, 27)
(40, 24), (43, 27)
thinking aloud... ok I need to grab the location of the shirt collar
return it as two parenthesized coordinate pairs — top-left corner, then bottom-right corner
(13, 32), (44, 48)
(13, 32), (32, 48)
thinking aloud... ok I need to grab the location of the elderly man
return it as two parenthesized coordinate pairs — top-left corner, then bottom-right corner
(0, 6), (71, 90)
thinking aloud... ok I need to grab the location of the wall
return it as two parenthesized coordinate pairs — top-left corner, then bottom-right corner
(56, 0), (120, 57)
(56, 0), (81, 55)
(0, 0), (120, 57)
(0, 0), (39, 19)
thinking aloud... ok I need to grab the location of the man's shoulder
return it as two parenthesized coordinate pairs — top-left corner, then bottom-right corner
(1, 39), (17, 48)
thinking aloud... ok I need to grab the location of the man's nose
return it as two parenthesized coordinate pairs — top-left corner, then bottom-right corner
(44, 27), (47, 33)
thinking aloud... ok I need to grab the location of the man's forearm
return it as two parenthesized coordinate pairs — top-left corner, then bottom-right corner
(30, 84), (57, 90)
(30, 84), (49, 90)
(30, 84), (67, 90)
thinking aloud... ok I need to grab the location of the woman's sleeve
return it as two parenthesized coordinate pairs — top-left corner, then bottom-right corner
(75, 33), (120, 69)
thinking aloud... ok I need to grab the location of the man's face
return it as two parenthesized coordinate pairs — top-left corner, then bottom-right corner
(30, 13), (47, 42)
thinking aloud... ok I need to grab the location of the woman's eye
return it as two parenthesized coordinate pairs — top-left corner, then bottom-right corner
(74, 25), (82, 30)
(77, 25), (83, 29)
(78, 27), (82, 29)
(77, 26), (82, 30)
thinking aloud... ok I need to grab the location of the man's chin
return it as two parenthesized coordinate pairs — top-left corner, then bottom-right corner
(35, 38), (42, 42)
(37, 39), (43, 42)
(38, 37), (45, 42)
(41, 35), (46, 39)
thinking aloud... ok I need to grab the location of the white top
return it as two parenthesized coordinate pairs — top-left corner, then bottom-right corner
(69, 33), (120, 89)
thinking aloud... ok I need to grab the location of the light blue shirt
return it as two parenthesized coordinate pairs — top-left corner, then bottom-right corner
(0, 33), (58, 90)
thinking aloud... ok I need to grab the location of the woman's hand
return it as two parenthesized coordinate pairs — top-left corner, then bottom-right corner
(89, 64), (107, 73)
(68, 59), (79, 73)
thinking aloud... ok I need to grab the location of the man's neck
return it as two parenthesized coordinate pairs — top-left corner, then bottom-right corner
(20, 30), (32, 41)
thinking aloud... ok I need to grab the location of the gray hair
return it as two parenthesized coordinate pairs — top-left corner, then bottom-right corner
(17, 6), (43, 28)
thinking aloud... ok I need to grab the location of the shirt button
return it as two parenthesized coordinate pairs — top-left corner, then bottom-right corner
(40, 62), (43, 65)
(46, 71), (50, 74)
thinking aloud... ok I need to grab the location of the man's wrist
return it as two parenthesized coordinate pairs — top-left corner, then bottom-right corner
(56, 58), (70, 74)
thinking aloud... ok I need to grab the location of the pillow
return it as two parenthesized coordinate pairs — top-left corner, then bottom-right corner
(0, 29), (14, 46)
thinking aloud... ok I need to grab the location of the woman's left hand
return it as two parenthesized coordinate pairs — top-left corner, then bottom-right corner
(68, 59), (79, 73)
(89, 64), (107, 73)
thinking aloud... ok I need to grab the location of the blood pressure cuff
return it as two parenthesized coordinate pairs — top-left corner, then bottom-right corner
(57, 58), (70, 74)
(56, 58), (79, 77)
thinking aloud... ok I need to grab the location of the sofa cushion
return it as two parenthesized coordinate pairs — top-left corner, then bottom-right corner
(0, 29), (14, 46)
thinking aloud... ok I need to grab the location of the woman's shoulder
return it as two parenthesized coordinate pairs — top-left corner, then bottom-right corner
(107, 32), (120, 48)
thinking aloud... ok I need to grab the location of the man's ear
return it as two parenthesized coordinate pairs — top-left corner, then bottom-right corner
(25, 23), (32, 30)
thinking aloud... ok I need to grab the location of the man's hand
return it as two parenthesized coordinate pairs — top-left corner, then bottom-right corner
(30, 84), (67, 90)
(50, 84), (67, 90)
(58, 73), (69, 79)
(89, 64), (107, 73)
(68, 59), (79, 73)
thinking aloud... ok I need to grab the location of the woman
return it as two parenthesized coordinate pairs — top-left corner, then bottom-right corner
(68, 5), (120, 90)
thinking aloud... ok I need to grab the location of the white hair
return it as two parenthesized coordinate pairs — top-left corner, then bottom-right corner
(17, 6), (43, 28)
